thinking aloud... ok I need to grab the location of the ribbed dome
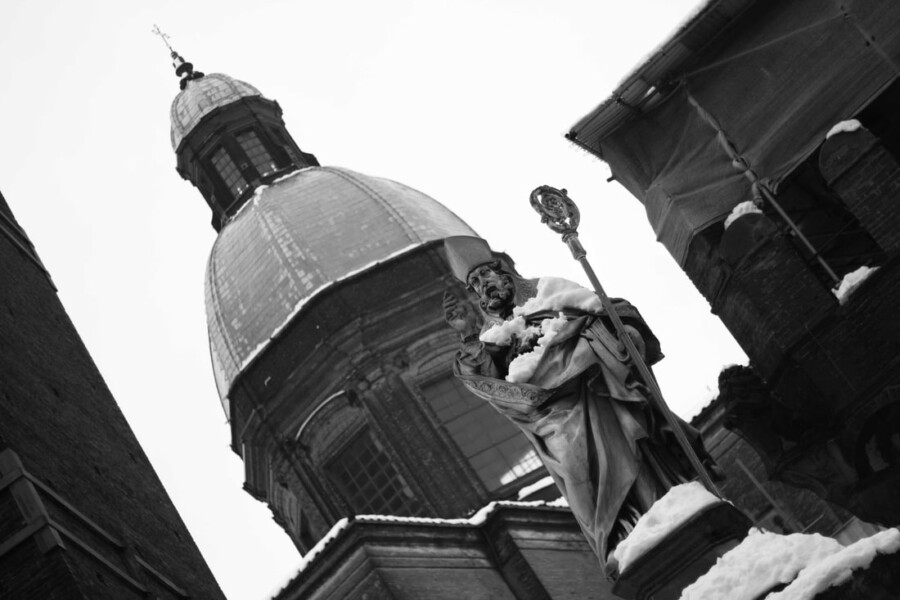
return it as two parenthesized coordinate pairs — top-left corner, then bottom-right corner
(170, 73), (261, 150)
(205, 166), (478, 404)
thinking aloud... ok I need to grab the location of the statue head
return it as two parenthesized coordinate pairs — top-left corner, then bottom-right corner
(466, 259), (517, 318)
(444, 236), (526, 319)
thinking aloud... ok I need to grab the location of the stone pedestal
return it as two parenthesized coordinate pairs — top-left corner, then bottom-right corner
(611, 502), (751, 600)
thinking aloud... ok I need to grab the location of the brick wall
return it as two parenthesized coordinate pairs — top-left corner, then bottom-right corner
(0, 194), (224, 599)
(820, 127), (900, 254)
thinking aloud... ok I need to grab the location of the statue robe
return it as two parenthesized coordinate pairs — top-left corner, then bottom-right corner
(454, 300), (706, 576)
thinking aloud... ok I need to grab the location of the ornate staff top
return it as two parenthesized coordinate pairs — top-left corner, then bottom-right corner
(530, 185), (587, 261)
(530, 185), (580, 235)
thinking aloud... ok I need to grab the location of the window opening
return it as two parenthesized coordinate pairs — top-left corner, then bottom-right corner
(769, 155), (884, 285)
(858, 78), (900, 161)
(326, 430), (425, 516)
(422, 375), (542, 491)
(211, 147), (248, 197)
(236, 131), (277, 177)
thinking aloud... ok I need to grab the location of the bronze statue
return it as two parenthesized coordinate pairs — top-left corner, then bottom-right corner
(443, 235), (715, 577)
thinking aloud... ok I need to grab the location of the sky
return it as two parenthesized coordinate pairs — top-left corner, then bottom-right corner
(0, 1), (747, 598)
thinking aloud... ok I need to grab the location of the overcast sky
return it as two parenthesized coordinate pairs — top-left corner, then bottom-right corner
(0, 1), (746, 598)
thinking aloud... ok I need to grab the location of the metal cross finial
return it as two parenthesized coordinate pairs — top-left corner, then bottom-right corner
(152, 24), (175, 54)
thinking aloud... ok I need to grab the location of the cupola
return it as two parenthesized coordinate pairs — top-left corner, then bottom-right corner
(168, 53), (318, 231)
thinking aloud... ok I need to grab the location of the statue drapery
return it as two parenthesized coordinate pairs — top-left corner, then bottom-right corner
(443, 236), (711, 576)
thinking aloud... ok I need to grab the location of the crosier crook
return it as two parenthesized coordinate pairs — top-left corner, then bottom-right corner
(529, 185), (721, 496)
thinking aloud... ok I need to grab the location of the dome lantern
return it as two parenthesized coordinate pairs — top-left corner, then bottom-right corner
(163, 38), (318, 231)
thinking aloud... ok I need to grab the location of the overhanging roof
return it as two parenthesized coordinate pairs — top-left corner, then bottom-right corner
(567, 0), (900, 264)
(568, 0), (757, 148)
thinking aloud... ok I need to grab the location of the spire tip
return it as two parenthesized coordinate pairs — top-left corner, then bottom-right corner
(152, 25), (204, 90)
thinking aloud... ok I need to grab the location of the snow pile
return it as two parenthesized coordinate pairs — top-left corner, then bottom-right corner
(832, 265), (878, 305)
(614, 482), (720, 573)
(769, 528), (900, 600)
(480, 277), (602, 383)
(518, 276), (602, 315)
(680, 529), (842, 600)
(825, 119), (863, 140)
(724, 200), (763, 229)
(504, 313), (568, 383)
(479, 314), (539, 346)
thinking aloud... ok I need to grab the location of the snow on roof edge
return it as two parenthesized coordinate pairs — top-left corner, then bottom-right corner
(273, 499), (571, 597)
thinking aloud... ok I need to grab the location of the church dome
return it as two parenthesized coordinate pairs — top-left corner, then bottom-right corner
(205, 166), (477, 405)
(170, 73), (261, 150)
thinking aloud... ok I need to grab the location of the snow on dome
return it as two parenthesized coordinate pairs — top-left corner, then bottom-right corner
(169, 73), (261, 150)
(205, 166), (478, 414)
(614, 482), (720, 573)
(724, 200), (763, 229)
(680, 529), (842, 600)
(832, 265), (879, 305)
(825, 119), (863, 140)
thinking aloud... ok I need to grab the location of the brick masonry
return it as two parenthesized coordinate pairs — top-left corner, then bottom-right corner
(683, 124), (900, 525)
(0, 192), (225, 599)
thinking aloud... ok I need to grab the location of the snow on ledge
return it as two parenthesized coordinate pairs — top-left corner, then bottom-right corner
(680, 529), (842, 600)
(284, 497), (572, 585)
(769, 528), (900, 600)
(832, 265), (879, 305)
(724, 200), (763, 230)
(517, 475), (556, 500)
(614, 482), (720, 573)
(825, 119), (863, 140)
(294, 517), (350, 576)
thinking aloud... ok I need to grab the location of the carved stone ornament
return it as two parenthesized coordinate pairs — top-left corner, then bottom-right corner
(457, 373), (554, 409)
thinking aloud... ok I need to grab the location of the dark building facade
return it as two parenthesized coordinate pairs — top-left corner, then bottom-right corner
(568, 0), (900, 528)
(0, 191), (225, 598)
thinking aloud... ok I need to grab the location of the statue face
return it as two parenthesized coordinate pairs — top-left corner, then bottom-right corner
(467, 261), (515, 317)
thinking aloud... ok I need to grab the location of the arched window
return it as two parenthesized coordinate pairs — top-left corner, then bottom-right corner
(771, 155), (884, 285)
(422, 375), (541, 491)
(326, 430), (425, 516)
